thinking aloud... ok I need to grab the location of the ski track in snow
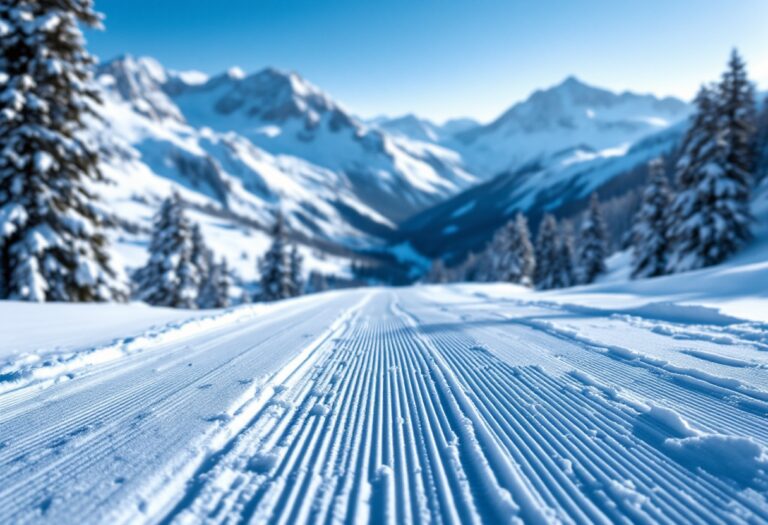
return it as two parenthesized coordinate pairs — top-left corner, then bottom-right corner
(1, 288), (767, 524)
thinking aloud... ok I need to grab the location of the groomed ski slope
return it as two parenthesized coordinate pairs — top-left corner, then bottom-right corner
(1, 287), (767, 524)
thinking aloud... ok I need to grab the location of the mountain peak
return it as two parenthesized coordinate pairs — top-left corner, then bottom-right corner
(559, 75), (588, 89)
(102, 54), (168, 84)
(97, 54), (183, 122)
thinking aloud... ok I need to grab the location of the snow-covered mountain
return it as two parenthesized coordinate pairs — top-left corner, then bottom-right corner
(90, 57), (695, 278)
(386, 77), (692, 262)
(400, 122), (687, 261)
(92, 55), (406, 281)
(449, 76), (689, 178)
(372, 114), (479, 144)
(164, 67), (476, 222)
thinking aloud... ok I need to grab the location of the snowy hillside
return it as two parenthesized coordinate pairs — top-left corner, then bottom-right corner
(167, 64), (476, 222)
(372, 114), (479, 145)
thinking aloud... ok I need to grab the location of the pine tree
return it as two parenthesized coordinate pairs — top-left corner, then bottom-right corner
(576, 193), (608, 284)
(668, 51), (757, 272)
(190, 223), (210, 284)
(557, 224), (576, 288)
(631, 158), (673, 278)
(756, 96), (768, 182)
(289, 244), (303, 297)
(0, 0), (125, 302)
(719, 49), (758, 184)
(134, 194), (200, 308)
(534, 214), (560, 290)
(472, 248), (495, 282)
(258, 213), (292, 301)
(461, 252), (482, 282)
(491, 213), (536, 286)
(198, 256), (230, 309)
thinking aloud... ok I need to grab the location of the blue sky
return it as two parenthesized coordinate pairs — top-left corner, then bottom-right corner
(87, 0), (768, 123)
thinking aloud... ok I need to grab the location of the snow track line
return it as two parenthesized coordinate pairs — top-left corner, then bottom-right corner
(0, 298), (325, 399)
(391, 299), (559, 525)
(144, 291), (374, 525)
(153, 292), (526, 524)
(396, 291), (768, 523)
(424, 289), (768, 442)
(0, 298), (331, 473)
(3, 288), (767, 524)
(0, 293), (367, 524)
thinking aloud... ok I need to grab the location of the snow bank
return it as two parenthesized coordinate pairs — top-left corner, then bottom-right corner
(641, 403), (768, 484)
(665, 434), (768, 483)
(0, 301), (200, 358)
(0, 302), (269, 393)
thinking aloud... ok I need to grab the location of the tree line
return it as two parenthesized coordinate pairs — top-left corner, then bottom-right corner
(426, 192), (608, 289)
(428, 50), (764, 290)
(133, 193), (306, 308)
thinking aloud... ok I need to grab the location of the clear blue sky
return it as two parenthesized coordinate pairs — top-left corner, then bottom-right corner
(87, 0), (768, 123)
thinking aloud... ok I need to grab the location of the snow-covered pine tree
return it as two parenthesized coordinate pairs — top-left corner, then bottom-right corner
(576, 193), (608, 284)
(719, 49), (758, 184)
(134, 194), (199, 308)
(472, 247), (495, 282)
(289, 244), (303, 297)
(0, 0), (125, 302)
(190, 223), (210, 284)
(198, 256), (230, 309)
(534, 214), (560, 290)
(257, 212), (293, 301)
(631, 158), (673, 278)
(493, 212), (535, 286)
(557, 224), (576, 288)
(756, 96), (768, 182)
(668, 51), (757, 272)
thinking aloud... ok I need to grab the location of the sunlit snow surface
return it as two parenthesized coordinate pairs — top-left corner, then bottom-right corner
(2, 252), (768, 524)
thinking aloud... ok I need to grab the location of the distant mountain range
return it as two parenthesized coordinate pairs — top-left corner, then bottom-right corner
(90, 55), (692, 279)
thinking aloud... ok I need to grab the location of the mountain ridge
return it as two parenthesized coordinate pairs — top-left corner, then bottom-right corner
(93, 54), (693, 280)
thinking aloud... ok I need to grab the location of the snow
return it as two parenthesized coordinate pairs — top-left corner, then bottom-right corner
(2, 272), (768, 523)
(226, 66), (245, 80)
(88, 61), (391, 282)
(451, 76), (691, 179)
(0, 301), (200, 358)
(3, 50), (768, 525)
(450, 199), (476, 218)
